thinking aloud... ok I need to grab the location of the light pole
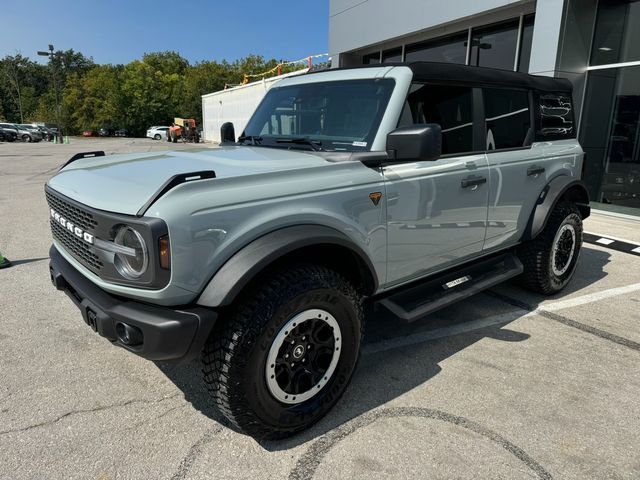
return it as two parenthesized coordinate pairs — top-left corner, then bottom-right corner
(37, 44), (63, 142)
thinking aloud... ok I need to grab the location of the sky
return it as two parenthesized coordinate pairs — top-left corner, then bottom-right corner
(0, 0), (328, 65)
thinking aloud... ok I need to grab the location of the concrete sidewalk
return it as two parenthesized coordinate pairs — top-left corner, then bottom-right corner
(585, 210), (640, 244)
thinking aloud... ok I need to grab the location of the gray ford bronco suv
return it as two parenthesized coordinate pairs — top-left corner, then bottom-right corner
(47, 62), (590, 439)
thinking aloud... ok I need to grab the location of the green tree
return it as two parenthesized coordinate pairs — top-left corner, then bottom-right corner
(63, 65), (122, 132)
(0, 54), (30, 122)
(119, 60), (181, 135)
(143, 51), (189, 75)
(177, 60), (233, 121)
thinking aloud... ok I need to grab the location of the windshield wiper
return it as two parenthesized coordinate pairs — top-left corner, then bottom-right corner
(237, 135), (263, 145)
(276, 137), (324, 151)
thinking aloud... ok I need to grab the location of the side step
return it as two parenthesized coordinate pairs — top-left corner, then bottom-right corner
(378, 252), (523, 322)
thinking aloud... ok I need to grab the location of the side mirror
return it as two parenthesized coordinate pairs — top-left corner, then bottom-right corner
(220, 122), (235, 144)
(386, 124), (442, 162)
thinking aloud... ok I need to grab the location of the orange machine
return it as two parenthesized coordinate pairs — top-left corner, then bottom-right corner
(168, 118), (200, 143)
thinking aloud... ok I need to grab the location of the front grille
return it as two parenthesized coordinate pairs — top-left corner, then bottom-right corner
(50, 220), (103, 271)
(46, 190), (102, 273)
(45, 191), (98, 232)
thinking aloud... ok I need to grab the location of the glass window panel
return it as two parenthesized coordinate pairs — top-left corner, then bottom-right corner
(483, 89), (531, 150)
(591, 0), (640, 66)
(470, 20), (519, 70)
(536, 93), (575, 140)
(580, 66), (640, 209)
(244, 79), (395, 152)
(382, 48), (403, 63)
(404, 32), (468, 64)
(362, 52), (381, 64)
(404, 84), (474, 155)
(518, 14), (535, 73)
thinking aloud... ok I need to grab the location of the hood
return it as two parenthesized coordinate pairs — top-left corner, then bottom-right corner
(47, 146), (329, 216)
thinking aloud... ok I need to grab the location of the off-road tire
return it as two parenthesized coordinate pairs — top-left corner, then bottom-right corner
(201, 264), (363, 440)
(518, 201), (582, 294)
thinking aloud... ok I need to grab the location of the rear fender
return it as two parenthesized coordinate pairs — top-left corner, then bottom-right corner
(522, 176), (590, 242)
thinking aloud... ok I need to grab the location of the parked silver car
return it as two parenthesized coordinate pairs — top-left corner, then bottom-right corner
(0, 123), (43, 142)
(46, 63), (590, 439)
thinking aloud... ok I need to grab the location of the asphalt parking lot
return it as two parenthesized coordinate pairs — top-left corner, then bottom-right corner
(1, 138), (639, 479)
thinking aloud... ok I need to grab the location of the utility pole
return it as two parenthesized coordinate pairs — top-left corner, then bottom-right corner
(37, 44), (63, 142)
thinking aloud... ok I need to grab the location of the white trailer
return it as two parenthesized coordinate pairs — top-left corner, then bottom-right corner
(201, 69), (307, 143)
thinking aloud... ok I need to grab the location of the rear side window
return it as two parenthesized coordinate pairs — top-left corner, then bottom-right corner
(483, 88), (532, 150)
(402, 84), (474, 155)
(535, 93), (575, 140)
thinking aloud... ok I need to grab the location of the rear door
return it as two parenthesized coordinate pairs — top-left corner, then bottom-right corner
(482, 87), (547, 251)
(385, 83), (489, 286)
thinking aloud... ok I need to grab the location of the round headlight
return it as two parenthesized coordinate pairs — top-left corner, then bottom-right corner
(113, 226), (148, 279)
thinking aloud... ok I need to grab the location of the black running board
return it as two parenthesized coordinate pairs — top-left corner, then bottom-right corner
(378, 252), (523, 322)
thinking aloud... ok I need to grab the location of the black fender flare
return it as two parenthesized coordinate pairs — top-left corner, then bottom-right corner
(522, 176), (590, 242)
(196, 225), (378, 307)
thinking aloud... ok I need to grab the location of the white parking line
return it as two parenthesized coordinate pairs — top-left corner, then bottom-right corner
(542, 282), (640, 311)
(363, 282), (640, 354)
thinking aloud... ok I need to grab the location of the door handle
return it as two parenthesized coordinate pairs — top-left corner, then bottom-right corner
(527, 165), (545, 176)
(461, 176), (487, 189)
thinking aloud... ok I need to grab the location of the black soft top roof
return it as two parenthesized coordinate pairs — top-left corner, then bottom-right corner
(409, 62), (572, 92)
(310, 61), (572, 93)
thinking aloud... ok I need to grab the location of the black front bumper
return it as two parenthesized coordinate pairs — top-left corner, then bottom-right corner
(49, 245), (217, 362)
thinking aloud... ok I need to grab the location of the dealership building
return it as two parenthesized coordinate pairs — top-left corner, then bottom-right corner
(329, 0), (640, 216)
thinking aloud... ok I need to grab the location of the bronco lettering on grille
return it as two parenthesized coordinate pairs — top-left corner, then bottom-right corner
(50, 208), (94, 245)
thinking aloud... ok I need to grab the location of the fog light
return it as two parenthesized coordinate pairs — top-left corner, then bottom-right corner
(116, 322), (143, 346)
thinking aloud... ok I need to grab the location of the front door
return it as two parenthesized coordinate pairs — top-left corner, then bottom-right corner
(385, 84), (489, 286)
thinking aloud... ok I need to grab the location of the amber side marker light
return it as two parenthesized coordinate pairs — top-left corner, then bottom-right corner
(159, 236), (171, 270)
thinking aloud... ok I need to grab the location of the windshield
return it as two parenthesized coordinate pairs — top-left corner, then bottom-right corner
(242, 78), (395, 152)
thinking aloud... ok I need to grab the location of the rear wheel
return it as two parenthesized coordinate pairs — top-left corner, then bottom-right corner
(22, 134), (31, 142)
(518, 201), (583, 294)
(202, 264), (363, 439)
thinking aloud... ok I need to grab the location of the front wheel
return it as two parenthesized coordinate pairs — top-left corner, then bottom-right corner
(202, 264), (363, 439)
(153, 134), (161, 140)
(518, 201), (583, 294)
(22, 134), (31, 142)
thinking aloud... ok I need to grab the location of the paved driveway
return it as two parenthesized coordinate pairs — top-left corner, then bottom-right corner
(1, 138), (639, 479)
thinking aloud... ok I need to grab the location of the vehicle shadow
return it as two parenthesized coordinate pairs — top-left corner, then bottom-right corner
(156, 245), (610, 449)
(484, 245), (611, 310)
(1, 257), (49, 267)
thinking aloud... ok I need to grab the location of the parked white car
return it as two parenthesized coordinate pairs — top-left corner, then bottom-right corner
(146, 126), (169, 140)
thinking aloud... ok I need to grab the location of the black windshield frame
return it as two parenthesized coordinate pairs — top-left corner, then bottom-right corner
(241, 78), (396, 152)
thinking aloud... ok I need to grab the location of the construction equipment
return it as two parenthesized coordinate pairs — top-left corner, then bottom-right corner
(168, 118), (200, 143)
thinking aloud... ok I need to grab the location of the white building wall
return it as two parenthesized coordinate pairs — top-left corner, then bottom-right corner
(329, 0), (523, 60)
(201, 69), (307, 143)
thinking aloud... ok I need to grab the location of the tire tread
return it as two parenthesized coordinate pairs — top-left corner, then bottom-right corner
(201, 263), (363, 439)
